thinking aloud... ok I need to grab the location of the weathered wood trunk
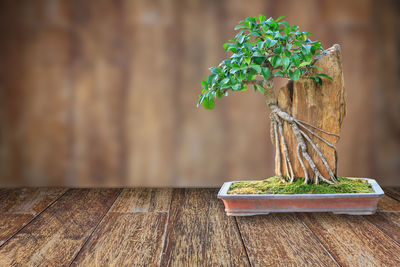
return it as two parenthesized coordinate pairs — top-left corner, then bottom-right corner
(276, 44), (346, 180)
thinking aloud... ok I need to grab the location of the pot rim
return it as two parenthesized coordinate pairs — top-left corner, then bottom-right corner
(218, 177), (384, 199)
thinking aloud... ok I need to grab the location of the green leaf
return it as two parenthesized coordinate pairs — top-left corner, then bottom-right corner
(197, 94), (205, 107)
(245, 16), (257, 24)
(223, 43), (230, 51)
(279, 20), (290, 28)
(265, 38), (278, 48)
(252, 51), (264, 57)
(234, 25), (248, 30)
(273, 46), (282, 54)
(289, 69), (301, 81)
(249, 63), (261, 73)
(209, 73), (218, 85)
(312, 65), (324, 71)
(258, 14), (266, 22)
(244, 42), (253, 52)
(276, 16), (285, 22)
(317, 73), (333, 81)
(230, 67), (240, 74)
(299, 61), (310, 67)
(220, 78), (230, 85)
(203, 97), (215, 110)
(270, 55), (281, 68)
(232, 83), (241, 90)
(257, 41), (265, 50)
(254, 84), (265, 94)
(244, 57), (251, 65)
(282, 57), (290, 70)
(291, 54), (300, 67)
(246, 71), (257, 81)
(311, 75), (322, 85)
(261, 67), (271, 80)
(274, 71), (285, 77)
(201, 80), (208, 90)
(238, 35), (246, 44)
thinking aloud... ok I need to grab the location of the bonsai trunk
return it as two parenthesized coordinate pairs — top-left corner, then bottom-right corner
(262, 80), (339, 185)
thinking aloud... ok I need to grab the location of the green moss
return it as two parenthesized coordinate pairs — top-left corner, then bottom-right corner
(228, 177), (374, 194)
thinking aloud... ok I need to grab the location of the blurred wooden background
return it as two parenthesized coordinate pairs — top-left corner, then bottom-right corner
(0, 0), (399, 187)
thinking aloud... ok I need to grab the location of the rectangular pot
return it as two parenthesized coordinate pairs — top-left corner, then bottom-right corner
(218, 178), (384, 216)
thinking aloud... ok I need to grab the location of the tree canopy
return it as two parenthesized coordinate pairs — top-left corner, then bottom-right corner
(198, 15), (332, 109)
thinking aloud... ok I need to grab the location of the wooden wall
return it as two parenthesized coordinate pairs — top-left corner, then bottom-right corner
(0, 0), (399, 186)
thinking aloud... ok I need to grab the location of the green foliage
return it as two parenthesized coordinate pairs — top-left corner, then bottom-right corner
(198, 15), (333, 109)
(228, 177), (374, 194)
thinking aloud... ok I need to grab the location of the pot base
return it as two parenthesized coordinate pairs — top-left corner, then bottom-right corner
(218, 178), (384, 216)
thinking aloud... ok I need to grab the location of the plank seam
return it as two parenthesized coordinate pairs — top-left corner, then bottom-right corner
(0, 188), (69, 249)
(298, 214), (342, 267)
(364, 212), (400, 248)
(157, 188), (175, 266)
(67, 188), (123, 267)
(385, 188), (400, 202)
(234, 217), (252, 267)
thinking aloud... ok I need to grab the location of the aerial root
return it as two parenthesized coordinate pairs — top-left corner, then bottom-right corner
(270, 108), (338, 185)
(276, 115), (294, 183)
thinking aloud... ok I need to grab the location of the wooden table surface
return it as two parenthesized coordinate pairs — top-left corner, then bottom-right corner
(1, 187), (400, 266)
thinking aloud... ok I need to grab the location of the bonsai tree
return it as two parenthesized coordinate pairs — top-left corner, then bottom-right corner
(198, 15), (339, 185)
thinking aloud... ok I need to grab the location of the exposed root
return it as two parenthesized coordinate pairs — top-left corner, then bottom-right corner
(277, 116), (294, 182)
(272, 119), (284, 182)
(294, 119), (340, 137)
(297, 143), (309, 184)
(296, 120), (336, 149)
(269, 106), (338, 185)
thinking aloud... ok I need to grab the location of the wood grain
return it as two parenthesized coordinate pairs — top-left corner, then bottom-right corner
(0, 188), (66, 244)
(111, 188), (172, 213)
(0, 214), (32, 246)
(384, 187), (400, 201)
(0, 188), (66, 214)
(301, 212), (400, 266)
(0, 0), (399, 187)
(68, 1), (128, 186)
(236, 214), (338, 266)
(365, 195), (400, 244)
(0, 0), (73, 186)
(160, 189), (249, 266)
(0, 189), (120, 266)
(172, 0), (227, 186)
(71, 212), (167, 266)
(125, 0), (177, 187)
(2, 188), (400, 265)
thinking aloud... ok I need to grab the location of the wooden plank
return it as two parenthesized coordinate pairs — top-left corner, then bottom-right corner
(372, 0), (400, 186)
(160, 189), (249, 266)
(68, 1), (128, 186)
(0, 189), (120, 266)
(125, 0), (177, 187)
(71, 212), (167, 266)
(365, 195), (400, 245)
(0, 188), (66, 214)
(0, 0), (73, 186)
(236, 214), (338, 266)
(172, 0), (227, 187)
(148, 188), (173, 212)
(301, 213), (400, 266)
(111, 188), (172, 213)
(0, 188), (66, 244)
(0, 214), (32, 246)
(384, 187), (400, 201)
